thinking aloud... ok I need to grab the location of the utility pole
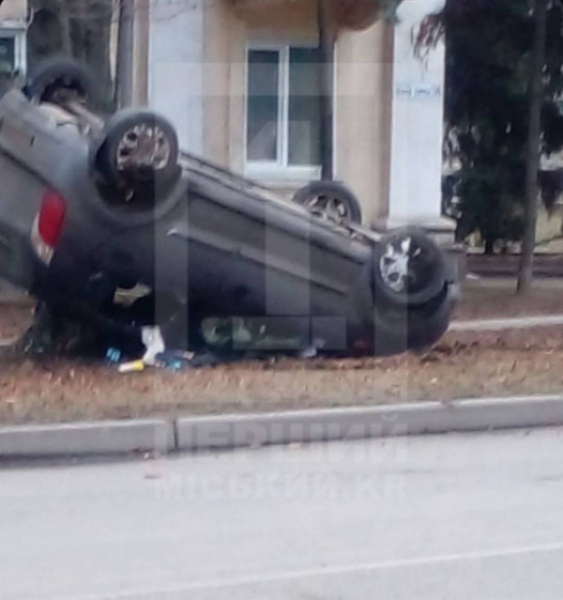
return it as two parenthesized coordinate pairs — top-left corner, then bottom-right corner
(317, 0), (335, 181)
(517, 0), (548, 293)
(115, 0), (135, 108)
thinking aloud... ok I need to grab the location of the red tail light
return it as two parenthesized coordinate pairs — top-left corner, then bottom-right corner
(38, 190), (66, 248)
(31, 189), (67, 265)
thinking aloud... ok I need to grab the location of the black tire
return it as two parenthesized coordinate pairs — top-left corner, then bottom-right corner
(372, 287), (452, 356)
(373, 227), (447, 307)
(292, 181), (363, 224)
(23, 57), (96, 107)
(95, 109), (180, 189)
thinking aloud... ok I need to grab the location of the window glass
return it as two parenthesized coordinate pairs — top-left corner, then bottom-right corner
(246, 49), (279, 162)
(0, 37), (15, 74)
(288, 47), (321, 166)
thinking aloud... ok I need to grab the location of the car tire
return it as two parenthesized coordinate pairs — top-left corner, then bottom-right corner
(372, 287), (452, 356)
(292, 181), (363, 224)
(95, 109), (180, 189)
(373, 227), (447, 307)
(23, 57), (96, 107)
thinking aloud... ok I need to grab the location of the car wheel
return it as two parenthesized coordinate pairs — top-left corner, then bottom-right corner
(373, 228), (447, 307)
(23, 57), (96, 107)
(292, 181), (363, 225)
(95, 109), (180, 189)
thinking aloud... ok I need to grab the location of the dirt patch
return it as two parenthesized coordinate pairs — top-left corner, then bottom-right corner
(0, 326), (562, 425)
(456, 279), (563, 320)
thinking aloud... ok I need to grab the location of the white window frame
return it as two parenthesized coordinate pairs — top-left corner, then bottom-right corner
(0, 26), (27, 75)
(244, 43), (324, 183)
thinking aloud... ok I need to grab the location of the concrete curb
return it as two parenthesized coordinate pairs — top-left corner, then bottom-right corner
(450, 314), (563, 332)
(0, 419), (174, 458)
(175, 395), (563, 451)
(2, 395), (563, 459)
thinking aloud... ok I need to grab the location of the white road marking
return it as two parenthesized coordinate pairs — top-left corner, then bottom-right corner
(49, 540), (563, 600)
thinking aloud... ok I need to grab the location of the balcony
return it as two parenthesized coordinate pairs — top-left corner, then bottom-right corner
(227, 0), (381, 31)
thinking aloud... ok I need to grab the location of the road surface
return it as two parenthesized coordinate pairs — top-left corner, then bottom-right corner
(3, 428), (563, 599)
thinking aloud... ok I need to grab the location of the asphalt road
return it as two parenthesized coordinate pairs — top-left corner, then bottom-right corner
(3, 428), (563, 599)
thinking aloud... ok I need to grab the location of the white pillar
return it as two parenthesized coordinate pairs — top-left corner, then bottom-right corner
(148, 0), (204, 154)
(385, 0), (453, 234)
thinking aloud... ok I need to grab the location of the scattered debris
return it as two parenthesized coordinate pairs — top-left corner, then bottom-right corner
(141, 326), (166, 367)
(106, 348), (121, 364)
(118, 360), (145, 374)
(153, 351), (191, 372)
(113, 284), (152, 307)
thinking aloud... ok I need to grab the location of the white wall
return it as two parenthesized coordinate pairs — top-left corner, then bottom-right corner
(148, 0), (204, 153)
(0, 0), (27, 23)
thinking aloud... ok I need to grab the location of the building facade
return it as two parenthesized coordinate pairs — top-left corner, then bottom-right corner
(133, 0), (453, 240)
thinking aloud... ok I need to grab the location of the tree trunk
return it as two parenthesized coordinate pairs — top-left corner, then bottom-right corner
(115, 0), (135, 109)
(517, 0), (548, 294)
(71, 0), (88, 63)
(317, 0), (334, 181)
(484, 237), (495, 255)
(56, 0), (73, 56)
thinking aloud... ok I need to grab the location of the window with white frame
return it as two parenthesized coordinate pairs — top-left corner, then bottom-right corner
(245, 45), (328, 179)
(0, 29), (26, 75)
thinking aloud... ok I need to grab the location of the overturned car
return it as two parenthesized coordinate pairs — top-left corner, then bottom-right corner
(0, 60), (455, 357)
